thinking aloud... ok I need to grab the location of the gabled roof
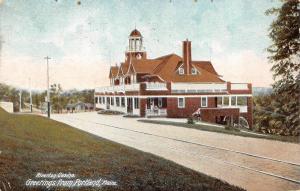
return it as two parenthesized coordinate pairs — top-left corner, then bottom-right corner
(132, 59), (162, 73)
(118, 62), (129, 76)
(109, 53), (224, 83)
(153, 54), (179, 74)
(152, 54), (224, 83)
(192, 61), (219, 76)
(109, 66), (119, 78)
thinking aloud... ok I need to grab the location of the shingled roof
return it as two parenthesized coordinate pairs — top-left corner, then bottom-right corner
(130, 29), (142, 37)
(109, 66), (119, 78)
(109, 53), (224, 83)
(192, 61), (220, 76)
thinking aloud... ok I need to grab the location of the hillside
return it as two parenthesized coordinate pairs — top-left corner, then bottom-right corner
(0, 108), (244, 191)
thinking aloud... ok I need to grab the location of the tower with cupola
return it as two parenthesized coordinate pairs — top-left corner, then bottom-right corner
(125, 29), (147, 61)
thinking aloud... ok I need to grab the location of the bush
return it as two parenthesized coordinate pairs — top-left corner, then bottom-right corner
(225, 125), (240, 132)
(187, 117), (195, 124)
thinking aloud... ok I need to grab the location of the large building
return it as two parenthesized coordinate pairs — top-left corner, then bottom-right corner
(95, 29), (253, 128)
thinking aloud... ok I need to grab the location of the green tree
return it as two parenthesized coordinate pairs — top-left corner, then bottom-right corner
(50, 84), (63, 113)
(266, 0), (299, 134)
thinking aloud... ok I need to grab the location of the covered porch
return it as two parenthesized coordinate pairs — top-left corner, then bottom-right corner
(145, 97), (167, 117)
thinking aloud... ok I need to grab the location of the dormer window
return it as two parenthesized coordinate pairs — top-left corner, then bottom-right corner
(179, 67), (184, 75)
(191, 67), (197, 75)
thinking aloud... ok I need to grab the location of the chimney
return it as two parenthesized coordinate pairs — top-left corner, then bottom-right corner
(183, 39), (192, 75)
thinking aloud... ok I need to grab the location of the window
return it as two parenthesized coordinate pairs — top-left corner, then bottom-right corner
(158, 98), (162, 107)
(217, 97), (222, 105)
(107, 97), (110, 105)
(237, 97), (247, 106)
(201, 97), (207, 107)
(231, 96), (237, 106)
(116, 97), (120, 107)
(179, 67), (184, 75)
(223, 96), (229, 106)
(178, 97), (185, 108)
(134, 98), (139, 109)
(95, 97), (98, 104)
(99, 97), (102, 104)
(111, 97), (114, 106)
(191, 67), (197, 75)
(121, 97), (125, 107)
(103, 97), (105, 104)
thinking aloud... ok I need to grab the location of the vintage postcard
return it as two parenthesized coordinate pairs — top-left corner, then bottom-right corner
(0, 0), (299, 191)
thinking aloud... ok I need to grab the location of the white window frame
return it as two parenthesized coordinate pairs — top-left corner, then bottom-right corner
(179, 67), (184, 75)
(178, 97), (185, 108)
(201, 96), (208, 107)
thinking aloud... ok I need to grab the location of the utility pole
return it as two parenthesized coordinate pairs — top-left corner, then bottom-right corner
(29, 78), (32, 113)
(0, 5), (4, 79)
(0, 36), (4, 80)
(44, 56), (51, 118)
(19, 90), (22, 113)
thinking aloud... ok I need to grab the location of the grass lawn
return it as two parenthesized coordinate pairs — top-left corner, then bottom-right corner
(139, 120), (300, 144)
(0, 108), (244, 191)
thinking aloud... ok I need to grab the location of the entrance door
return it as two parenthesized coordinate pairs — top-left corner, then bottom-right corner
(127, 97), (133, 114)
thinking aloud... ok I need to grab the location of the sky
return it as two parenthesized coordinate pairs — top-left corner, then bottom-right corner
(0, 0), (280, 90)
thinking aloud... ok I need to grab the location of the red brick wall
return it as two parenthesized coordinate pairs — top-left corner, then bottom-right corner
(183, 40), (192, 74)
(208, 97), (217, 107)
(140, 98), (147, 117)
(200, 108), (240, 124)
(167, 97), (216, 118)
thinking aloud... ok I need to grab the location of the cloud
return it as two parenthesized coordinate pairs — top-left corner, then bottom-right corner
(213, 50), (273, 87)
(0, 53), (109, 90)
(0, 0), (277, 89)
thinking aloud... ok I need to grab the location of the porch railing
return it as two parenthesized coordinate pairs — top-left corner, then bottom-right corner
(146, 108), (167, 117)
(95, 83), (140, 93)
(171, 83), (227, 93)
(217, 105), (248, 113)
(145, 82), (168, 91)
(231, 83), (249, 90)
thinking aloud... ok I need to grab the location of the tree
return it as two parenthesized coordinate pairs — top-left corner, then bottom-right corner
(50, 84), (63, 113)
(266, 0), (299, 134)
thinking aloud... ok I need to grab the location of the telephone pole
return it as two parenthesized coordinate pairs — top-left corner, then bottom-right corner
(29, 78), (32, 113)
(19, 90), (22, 113)
(0, 5), (4, 79)
(44, 56), (51, 118)
(0, 36), (4, 80)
